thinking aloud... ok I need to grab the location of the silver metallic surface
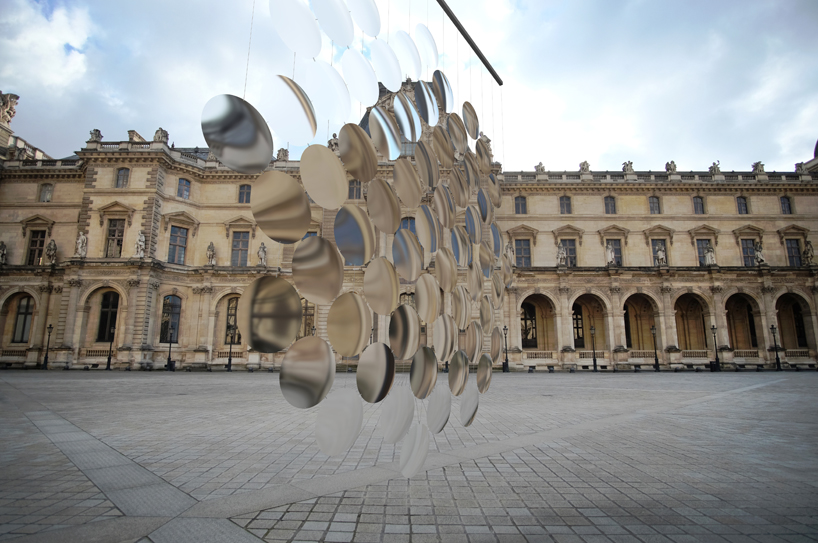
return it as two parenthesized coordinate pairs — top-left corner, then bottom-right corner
(399, 423), (430, 478)
(363, 257), (400, 315)
(280, 336), (335, 409)
(334, 205), (376, 266)
(460, 384), (479, 427)
(389, 303), (421, 360)
(433, 184), (455, 230)
(366, 178), (401, 235)
(251, 171), (311, 244)
(447, 113), (468, 156)
(237, 276), (302, 353)
(300, 144), (349, 210)
(475, 137), (492, 174)
(432, 125), (455, 170)
(487, 173), (502, 207)
(410, 346), (438, 400)
(477, 188), (494, 225)
(490, 223), (502, 259)
(501, 254), (514, 287)
(414, 80), (439, 128)
(292, 236), (344, 305)
(434, 247), (457, 293)
(451, 226), (472, 267)
(414, 23), (438, 71)
(415, 273), (440, 325)
(452, 286), (471, 330)
(201, 94), (273, 175)
(392, 228), (423, 282)
(462, 101), (480, 140)
(433, 314), (457, 363)
(467, 259), (483, 301)
(327, 292), (372, 357)
(357, 342), (396, 403)
(267, 75), (318, 146)
(463, 150), (481, 190)
(394, 92), (422, 143)
(448, 350), (469, 396)
(427, 384), (451, 434)
(393, 157), (423, 209)
(449, 167), (468, 209)
(415, 205), (440, 255)
(339, 123), (378, 182)
(490, 326), (502, 364)
(432, 70), (454, 114)
(465, 321), (483, 365)
(415, 140), (440, 189)
(368, 105), (401, 160)
(465, 205), (483, 245)
(315, 388), (363, 456)
(479, 241), (494, 279)
(380, 385), (414, 444)
(490, 272), (504, 310)
(479, 295), (493, 332)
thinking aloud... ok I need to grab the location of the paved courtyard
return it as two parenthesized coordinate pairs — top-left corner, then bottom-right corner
(0, 369), (816, 543)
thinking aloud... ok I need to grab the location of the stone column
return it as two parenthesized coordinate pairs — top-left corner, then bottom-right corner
(608, 286), (625, 349)
(26, 285), (53, 368)
(196, 285), (213, 349)
(710, 286), (730, 348)
(760, 285), (778, 364)
(811, 286), (818, 360)
(659, 285), (679, 349)
(123, 279), (140, 350)
(558, 287), (573, 349)
(60, 279), (83, 366)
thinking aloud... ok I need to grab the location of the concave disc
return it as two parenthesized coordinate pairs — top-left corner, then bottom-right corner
(380, 385), (414, 444)
(357, 342), (396, 403)
(389, 304), (421, 360)
(460, 384), (479, 427)
(463, 151), (481, 190)
(269, 0), (322, 58)
(311, 0), (354, 47)
(392, 228), (423, 282)
(476, 137), (492, 174)
(237, 276), (302, 353)
(490, 326), (502, 364)
(435, 247), (457, 293)
(394, 92), (422, 143)
(300, 144), (348, 210)
(367, 178), (401, 234)
(491, 273), (504, 310)
(399, 424), (430, 478)
(465, 205), (482, 245)
(414, 23), (438, 71)
(433, 184), (455, 230)
(415, 205), (440, 255)
(427, 384), (451, 434)
(392, 30), (421, 80)
(501, 254), (513, 287)
(452, 285), (470, 330)
(201, 94), (273, 175)
(467, 259), (483, 301)
(447, 113), (468, 156)
(479, 241), (494, 279)
(335, 205), (376, 266)
(433, 313), (457, 363)
(415, 273), (440, 325)
(346, 0), (381, 37)
(341, 48), (379, 107)
(414, 80), (439, 128)
(316, 388), (363, 456)
(267, 75), (317, 146)
(433, 70), (454, 114)
(393, 157), (423, 209)
(304, 60), (351, 124)
(339, 123), (378, 183)
(462, 101), (480, 140)
(280, 336), (335, 409)
(448, 350), (469, 396)
(433, 125), (455, 170)
(449, 167), (468, 209)
(416, 140), (440, 190)
(368, 105), (401, 161)
(251, 171), (310, 244)
(327, 292), (372, 357)
(477, 188), (494, 225)
(487, 173), (502, 207)
(369, 38), (402, 92)
(363, 257), (400, 315)
(410, 346), (438, 400)
(479, 295), (493, 332)
(292, 236), (344, 305)
(490, 223), (502, 259)
(451, 226), (472, 267)
(465, 321), (483, 365)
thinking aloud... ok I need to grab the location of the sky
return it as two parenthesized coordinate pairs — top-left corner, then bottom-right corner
(2, 0), (817, 172)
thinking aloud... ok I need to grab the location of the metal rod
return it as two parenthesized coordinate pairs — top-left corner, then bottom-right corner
(435, 0), (503, 86)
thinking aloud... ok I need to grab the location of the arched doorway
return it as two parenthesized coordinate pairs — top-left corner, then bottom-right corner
(623, 293), (659, 354)
(674, 293), (709, 353)
(519, 294), (557, 352)
(776, 293), (814, 356)
(572, 294), (608, 352)
(0, 293), (37, 363)
(78, 288), (123, 365)
(725, 294), (761, 356)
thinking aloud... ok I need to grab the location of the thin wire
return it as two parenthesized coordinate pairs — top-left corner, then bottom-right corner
(292, 52), (296, 79)
(501, 86), (505, 167)
(242, 0), (256, 99)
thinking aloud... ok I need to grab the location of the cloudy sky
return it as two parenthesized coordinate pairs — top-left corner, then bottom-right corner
(2, 0), (817, 172)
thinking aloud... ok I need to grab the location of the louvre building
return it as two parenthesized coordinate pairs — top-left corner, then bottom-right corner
(1, 96), (817, 371)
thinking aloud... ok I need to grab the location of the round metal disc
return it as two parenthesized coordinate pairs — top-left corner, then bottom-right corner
(462, 101), (480, 140)
(491, 272), (504, 310)
(414, 80), (439, 128)
(252, 171), (311, 244)
(427, 384), (451, 434)
(346, 0), (380, 36)
(416, 140), (440, 190)
(490, 223), (502, 259)
(415, 273), (440, 325)
(389, 303), (421, 360)
(341, 48), (379, 106)
(369, 38), (402, 92)
(280, 336), (335, 409)
(339, 123), (378, 183)
(368, 105), (401, 160)
(490, 327), (502, 364)
(303, 60), (350, 124)
(366, 178), (401, 235)
(477, 189), (494, 225)
(393, 157), (423, 209)
(237, 276), (302, 353)
(327, 292), (372, 357)
(400, 423), (430, 478)
(449, 167), (468, 209)
(433, 126), (454, 170)
(447, 113), (468, 156)
(501, 254), (513, 287)
(414, 23), (438, 71)
(451, 226), (472, 267)
(433, 314), (457, 363)
(392, 30), (421, 80)
(463, 151), (481, 190)
(479, 241), (494, 279)
(476, 137), (492, 174)
(410, 346), (438, 400)
(394, 92), (421, 143)
(392, 229), (423, 282)
(267, 75), (317, 146)
(300, 144), (349, 210)
(311, 0), (354, 47)
(465, 205), (482, 245)
(487, 173), (501, 207)
(448, 350), (469, 396)
(292, 236), (344, 305)
(435, 247), (457, 293)
(364, 257), (400, 315)
(415, 205), (440, 255)
(270, 0), (322, 57)
(452, 285), (470, 330)
(465, 321), (483, 365)
(432, 70), (454, 114)
(433, 184), (455, 230)
(335, 205), (376, 266)
(380, 385), (414, 444)
(479, 295), (493, 332)
(201, 94), (273, 175)
(460, 384), (479, 427)
(467, 260), (483, 301)
(357, 342), (396, 403)
(316, 388), (363, 456)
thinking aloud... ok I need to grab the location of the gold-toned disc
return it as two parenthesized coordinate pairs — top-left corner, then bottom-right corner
(415, 204), (440, 255)
(414, 80), (440, 127)
(433, 313), (457, 363)
(392, 228), (423, 282)
(501, 254), (514, 287)
(389, 303), (421, 360)
(364, 257), (400, 315)
(435, 247), (457, 293)
(479, 241), (494, 279)
(463, 150), (481, 190)
(292, 236), (344, 305)
(448, 350), (469, 396)
(451, 226), (472, 267)
(251, 170), (311, 244)
(367, 178), (401, 235)
(447, 112), (468, 156)
(477, 354), (492, 393)
(300, 144), (349, 210)
(201, 94), (273, 175)
(449, 167), (468, 209)
(416, 140), (440, 190)
(465, 205), (483, 245)
(462, 101), (479, 140)
(479, 295), (493, 332)
(357, 342), (396, 403)
(433, 184), (455, 230)
(368, 105), (401, 161)
(393, 157), (423, 209)
(334, 205), (376, 266)
(327, 292), (372, 357)
(433, 125), (454, 170)
(491, 272), (504, 310)
(452, 285), (471, 330)
(394, 91), (421, 143)
(475, 137), (492, 174)
(465, 321), (483, 365)
(490, 326), (502, 364)
(237, 276), (302, 353)
(467, 260), (483, 302)
(487, 173), (501, 207)
(280, 336), (335, 409)
(339, 123), (378, 182)
(410, 346), (438, 400)
(415, 273), (440, 325)
(477, 188), (494, 225)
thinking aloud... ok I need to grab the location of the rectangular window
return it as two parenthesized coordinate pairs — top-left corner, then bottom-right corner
(12, 297), (34, 343)
(560, 239), (577, 267)
(39, 184), (53, 203)
(780, 196), (792, 214)
(514, 239), (531, 267)
(168, 226), (188, 264)
(27, 230), (46, 265)
(604, 196), (616, 214)
(696, 239), (710, 267)
(116, 168), (129, 188)
(737, 197), (748, 214)
(740, 239), (756, 267)
(649, 196), (661, 214)
(177, 179), (190, 199)
(106, 219), (125, 258)
(514, 196), (527, 214)
(348, 179), (361, 199)
(231, 231), (249, 266)
(651, 239), (667, 266)
(786, 239), (802, 267)
(559, 196), (572, 214)
(693, 196), (705, 215)
(607, 239), (622, 266)
(239, 185), (251, 203)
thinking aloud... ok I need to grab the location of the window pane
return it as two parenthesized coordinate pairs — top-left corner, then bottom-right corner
(106, 219), (125, 258)
(239, 185), (251, 203)
(604, 197), (616, 214)
(649, 197), (660, 214)
(96, 291), (120, 342)
(161, 295), (182, 343)
(12, 297), (34, 343)
(27, 230), (46, 265)
(177, 179), (190, 199)
(560, 239), (577, 267)
(39, 184), (53, 202)
(572, 303), (584, 348)
(786, 239), (802, 267)
(696, 239), (709, 267)
(225, 297), (242, 344)
(740, 239), (755, 267)
(607, 239), (622, 266)
(560, 196), (571, 214)
(651, 239), (667, 266)
(514, 239), (531, 267)
(693, 197), (704, 215)
(399, 217), (416, 234)
(521, 303), (537, 348)
(514, 197), (526, 214)
(231, 231), (249, 266)
(348, 179), (361, 199)
(168, 226), (188, 264)
(737, 197), (748, 214)
(116, 169), (129, 188)
(781, 197), (792, 214)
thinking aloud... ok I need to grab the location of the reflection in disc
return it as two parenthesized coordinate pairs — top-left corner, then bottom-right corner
(415, 273), (440, 325)
(335, 205), (376, 266)
(280, 336), (335, 408)
(487, 173), (502, 207)
(316, 388), (362, 456)
(449, 167), (468, 209)
(400, 424), (429, 478)
(427, 384), (451, 434)
(364, 257), (399, 315)
(380, 385), (414, 444)
(394, 92), (422, 143)
(410, 346), (438, 399)
(491, 272), (504, 310)
(490, 327), (502, 364)
(270, 0), (322, 57)
(447, 113), (468, 156)
(463, 151), (481, 190)
(339, 123), (378, 182)
(479, 241), (494, 279)
(369, 38), (402, 92)
(465, 206), (482, 245)
(460, 385), (479, 427)
(435, 247), (457, 293)
(414, 23), (438, 71)
(476, 354), (492, 394)
(415, 205), (440, 255)
(346, 0), (380, 36)
(433, 314), (457, 363)
(237, 276), (302, 353)
(465, 321), (483, 365)
(300, 144), (348, 209)
(366, 178), (401, 234)
(433, 126), (455, 170)
(368, 105), (401, 160)
(327, 292), (372, 357)
(201, 95), (273, 175)
(414, 80), (439, 127)
(501, 254), (514, 287)
(467, 260), (483, 301)
(448, 350), (469, 396)
(475, 137), (492, 174)
(462, 101), (480, 140)
(251, 171), (310, 244)
(479, 295), (493, 332)
(451, 226), (472, 267)
(341, 48), (379, 106)
(357, 342), (395, 403)
(416, 140), (440, 189)
(452, 285), (470, 330)
(392, 30), (421, 80)
(433, 185), (455, 231)
(490, 223), (502, 259)
(433, 70), (454, 114)
(389, 304), (421, 360)
(292, 236), (344, 305)
(393, 158), (423, 209)
(267, 76), (317, 146)
(304, 60), (351, 124)
(477, 189), (494, 225)
(392, 228), (423, 282)
(311, 0), (354, 47)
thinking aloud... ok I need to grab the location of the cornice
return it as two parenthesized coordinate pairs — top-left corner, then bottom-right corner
(501, 182), (817, 195)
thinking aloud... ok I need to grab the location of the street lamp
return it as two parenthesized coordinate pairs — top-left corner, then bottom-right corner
(43, 324), (53, 370)
(710, 325), (720, 372)
(226, 324), (236, 372)
(502, 325), (509, 373)
(770, 324), (782, 371)
(105, 326), (115, 371)
(370, 326), (374, 344)
(590, 325), (598, 372)
(312, 325), (316, 336)
(166, 324), (174, 371)
(650, 325), (659, 372)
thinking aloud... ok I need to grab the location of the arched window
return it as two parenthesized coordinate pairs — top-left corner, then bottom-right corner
(239, 184), (251, 203)
(521, 302), (537, 348)
(96, 291), (119, 342)
(177, 178), (191, 199)
(348, 179), (361, 200)
(225, 297), (241, 344)
(399, 217), (416, 234)
(160, 295), (181, 343)
(298, 298), (315, 339)
(115, 168), (130, 188)
(12, 296), (34, 343)
(572, 303), (585, 348)
(39, 184), (53, 203)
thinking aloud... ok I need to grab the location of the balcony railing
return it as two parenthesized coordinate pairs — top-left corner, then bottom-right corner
(628, 350), (654, 358)
(733, 349), (759, 358)
(786, 349), (810, 358)
(578, 350), (606, 359)
(216, 350), (246, 359)
(0, 349), (27, 358)
(83, 349), (115, 357)
(523, 351), (554, 359)
(682, 350), (709, 358)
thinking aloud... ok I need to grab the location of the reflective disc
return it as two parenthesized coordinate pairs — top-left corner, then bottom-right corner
(477, 188), (494, 225)
(237, 276), (302, 353)
(433, 313), (457, 363)
(487, 173), (502, 207)
(394, 92), (422, 143)
(435, 247), (457, 293)
(490, 223), (502, 259)
(467, 260), (483, 302)
(367, 178), (401, 234)
(267, 75), (317, 146)
(433, 125), (455, 170)
(451, 226), (472, 267)
(465, 205), (482, 245)
(392, 30), (421, 80)
(415, 273), (440, 325)
(465, 321), (483, 365)
(292, 236), (344, 305)
(501, 254), (513, 287)
(389, 304), (421, 360)
(432, 70), (454, 114)
(490, 326), (502, 364)
(448, 350), (469, 396)
(270, 0), (322, 57)
(414, 80), (439, 127)
(410, 346), (438, 399)
(304, 60), (351, 124)
(447, 113), (468, 156)
(380, 385), (414, 444)
(427, 384), (451, 434)
(368, 105), (401, 160)
(462, 101), (480, 140)
(400, 424), (430, 478)
(479, 295), (493, 332)
(311, 0), (354, 47)
(433, 184), (455, 230)
(393, 157), (423, 209)
(414, 23), (438, 71)
(339, 123), (378, 182)
(476, 137), (492, 174)
(416, 140), (440, 189)
(346, 0), (381, 37)
(392, 228), (423, 282)
(201, 94), (273, 175)
(479, 241), (494, 279)
(335, 205), (376, 266)
(463, 151), (481, 190)
(327, 292), (372, 357)
(364, 257), (399, 315)
(369, 38), (402, 92)
(300, 144), (348, 209)
(452, 285), (470, 330)
(449, 167), (468, 209)
(415, 205), (440, 255)
(316, 388), (362, 456)
(460, 384), (479, 427)
(476, 354), (492, 394)
(341, 48), (379, 106)
(491, 272), (504, 310)
(252, 171), (310, 244)
(357, 342), (396, 403)
(280, 336), (335, 409)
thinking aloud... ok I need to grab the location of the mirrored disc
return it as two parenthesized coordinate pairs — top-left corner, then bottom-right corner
(465, 205), (482, 245)
(427, 384), (451, 434)
(301, 144), (348, 209)
(357, 342), (396, 403)
(452, 285), (470, 330)
(416, 140), (440, 190)
(311, 0), (354, 47)
(327, 292), (372, 357)
(392, 30), (421, 80)
(477, 188), (494, 225)
(467, 260), (483, 302)
(476, 354), (492, 394)
(415, 205), (440, 255)
(432, 70), (454, 114)
(462, 101), (480, 140)
(380, 385), (414, 444)
(393, 157), (423, 209)
(414, 23), (438, 71)
(449, 167), (468, 209)
(451, 226), (472, 267)
(433, 126), (455, 170)
(392, 228), (423, 282)
(364, 257), (400, 315)
(475, 137), (492, 174)
(433, 184), (455, 230)
(400, 424), (430, 478)
(341, 48), (379, 106)
(394, 92), (422, 143)
(346, 0), (381, 37)
(292, 236), (344, 305)
(367, 178), (401, 234)
(490, 223), (502, 259)
(501, 254), (513, 287)
(267, 75), (317, 146)
(335, 205), (376, 266)
(201, 94), (273, 174)
(479, 241), (494, 279)
(304, 60), (351, 124)
(316, 388), (363, 456)
(460, 384), (479, 427)
(280, 336), (335, 408)
(369, 38), (402, 92)
(491, 272), (504, 310)
(368, 105), (401, 160)
(389, 303), (421, 360)
(487, 173), (501, 207)
(270, 0), (322, 57)
(237, 276), (302, 353)
(465, 321), (483, 365)
(414, 80), (439, 128)
(463, 151), (481, 190)
(448, 350), (469, 396)
(251, 171), (310, 244)
(490, 326), (502, 364)
(447, 113), (468, 156)
(415, 273), (440, 325)
(433, 314), (457, 363)
(435, 247), (457, 293)
(410, 346), (438, 399)
(339, 123), (378, 182)
(479, 295), (493, 332)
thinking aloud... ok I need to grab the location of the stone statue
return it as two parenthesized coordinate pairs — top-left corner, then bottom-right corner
(134, 231), (146, 259)
(45, 239), (57, 265)
(504, 242), (515, 266)
(704, 241), (717, 266)
(665, 160), (677, 173)
(605, 242), (616, 266)
(795, 162), (807, 174)
(206, 242), (216, 266)
(751, 161), (765, 174)
(478, 131), (492, 153)
(257, 243), (267, 267)
(74, 231), (87, 258)
(327, 133), (339, 152)
(655, 245), (667, 266)
(88, 129), (103, 142)
(153, 127), (169, 143)
(622, 161), (634, 173)
(535, 162), (545, 173)
(207, 150), (218, 162)
(709, 160), (721, 175)
(0, 241), (6, 265)
(802, 240), (813, 266)
(0, 91), (19, 125)
(579, 161), (590, 173)
(753, 241), (765, 265)
(556, 244), (567, 266)
(276, 148), (289, 161)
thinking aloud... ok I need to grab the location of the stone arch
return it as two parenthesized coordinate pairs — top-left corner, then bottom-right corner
(674, 292), (711, 351)
(210, 287), (245, 311)
(619, 288), (662, 313)
(568, 288), (612, 313)
(78, 285), (129, 351)
(520, 293), (558, 351)
(0, 286), (41, 313)
(515, 288), (561, 315)
(622, 293), (661, 351)
(571, 292), (609, 350)
(772, 287), (816, 313)
(720, 286), (763, 310)
(79, 282), (129, 309)
(0, 287), (40, 348)
(670, 288), (713, 312)
(155, 291), (186, 346)
(214, 293), (243, 348)
(774, 291), (815, 352)
(724, 292), (763, 351)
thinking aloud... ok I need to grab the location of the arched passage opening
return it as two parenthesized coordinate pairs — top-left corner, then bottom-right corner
(776, 293), (815, 354)
(623, 293), (659, 351)
(1, 293), (36, 351)
(520, 294), (557, 352)
(725, 293), (761, 353)
(674, 293), (709, 351)
(572, 294), (608, 351)
(78, 288), (123, 359)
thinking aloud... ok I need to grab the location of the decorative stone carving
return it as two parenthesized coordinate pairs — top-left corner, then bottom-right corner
(803, 240), (814, 266)
(622, 161), (634, 173)
(192, 285), (214, 295)
(327, 133), (339, 152)
(609, 286), (621, 294)
(276, 148), (289, 161)
(654, 245), (667, 266)
(148, 280), (160, 290)
(665, 160), (677, 173)
(67, 279), (83, 288)
(811, 285), (818, 294)
(207, 150), (218, 162)
(134, 231), (145, 259)
(74, 231), (87, 258)
(0, 91), (19, 125)
(479, 131), (492, 155)
(206, 242), (216, 266)
(660, 285), (672, 294)
(704, 240), (717, 266)
(579, 161), (590, 173)
(556, 244), (567, 267)
(605, 241), (616, 266)
(153, 127), (169, 143)
(761, 285), (775, 294)
(535, 162), (545, 173)
(751, 161), (765, 174)
(710, 285), (723, 294)
(796, 162), (808, 174)
(53, 286), (63, 294)
(126, 279), (141, 288)
(257, 242), (267, 267)
(558, 286), (571, 295)
(754, 241), (765, 265)
(0, 240), (6, 265)
(87, 129), (103, 142)
(708, 161), (721, 175)
(38, 284), (53, 293)
(45, 239), (57, 265)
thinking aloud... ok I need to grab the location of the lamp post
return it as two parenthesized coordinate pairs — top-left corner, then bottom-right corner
(43, 324), (53, 370)
(370, 326), (374, 344)
(166, 325), (174, 371)
(105, 326), (115, 371)
(502, 325), (509, 373)
(650, 325), (660, 372)
(312, 325), (316, 336)
(770, 324), (782, 371)
(226, 324), (236, 372)
(590, 325), (598, 372)
(710, 325), (720, 372)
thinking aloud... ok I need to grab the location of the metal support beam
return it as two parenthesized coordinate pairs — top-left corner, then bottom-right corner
(435, 0), (504, 86)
